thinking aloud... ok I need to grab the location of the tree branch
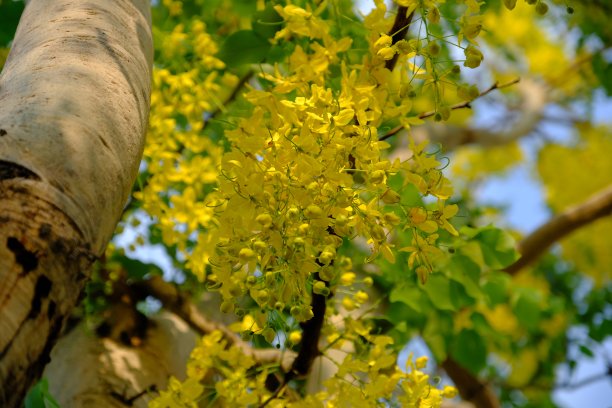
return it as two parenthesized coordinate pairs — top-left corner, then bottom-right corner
(385, 6), (414, 71)
(421, 79), (521, 120)
(380, 78), (522, 142)
(441, 186), (612, 408)
(441, 359), (500, 408)
(132, 276), (294, 371)
(209, 70), (253, 119)
(554, 365), (612, 391)
(288, 284), (326, 378)
(505, 184), (612, 275)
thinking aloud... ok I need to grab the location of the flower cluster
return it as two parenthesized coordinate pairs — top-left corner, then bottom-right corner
(150, 329), (457, 407)
(140, 0), (491, 405)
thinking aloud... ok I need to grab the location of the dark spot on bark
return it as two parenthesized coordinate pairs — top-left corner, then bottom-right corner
(11, 185), (29, 194)
(0, 160), (40, 181)
(29, 275), (53, 319)
(47, 300), (56, 320)
(7, 237), (38, 274)
(34, 317), (63, 371)
(99, 135), (110, 149)
(0, 129), (6, 136)
(96, 321), (111, 337)
(39, 223), (52, 239)
(50, 239), (65, 254)
(119, 330), (131, 345)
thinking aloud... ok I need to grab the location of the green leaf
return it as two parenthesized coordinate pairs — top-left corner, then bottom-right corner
(24, 384), (44, 408)
(449, 279), (475, 308)
(482, 272), (510, 306)
(475, 227), (519, 269)
(25, 378), (61, 408)
(390, 283), (426, 313)
(422, 274), (457, 311)
(593, 53), (612, 96)
(579, 344), (594, 358)
(590, 317), (612, 342)
(0, 0), (24, 46)
(451, 329), (487, 373)
(470, 312), (491, 334)
(387, 301), (426, 329)
(229, 0), (258, 17)
(423, 322), (448, 361)
(252, 5), (283, 40)
(217, 30), (271, 66)
(459, 241), (485, 267)
(512, 290), (541, 331)
(448, 254), (483, 300)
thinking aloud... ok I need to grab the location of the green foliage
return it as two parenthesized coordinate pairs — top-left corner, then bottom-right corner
(24, 379), (61, 408)
(0, 0), (23, 46)
(217, 30), (272, 65)
(592, 53), (612, 96)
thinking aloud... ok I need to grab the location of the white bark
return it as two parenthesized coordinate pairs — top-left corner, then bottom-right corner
(0, 0), (152, 405)
(45, 313), (197, 408)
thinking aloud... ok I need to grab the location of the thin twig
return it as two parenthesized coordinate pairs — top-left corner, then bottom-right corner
(209, 70), (253, 119)
(380, 78), (521, 141)
(555, 366), (612, 391)
(505, 184), (612, 274)
(259, 382), (288, 408)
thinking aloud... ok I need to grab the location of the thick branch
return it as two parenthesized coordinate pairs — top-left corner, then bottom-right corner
(44, 313), (197, 408)
(441, 359), (500, 408)
(505, 184), (612, 274)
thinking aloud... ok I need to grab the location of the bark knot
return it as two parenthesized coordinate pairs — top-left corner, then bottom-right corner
(7, 237), (38, 274)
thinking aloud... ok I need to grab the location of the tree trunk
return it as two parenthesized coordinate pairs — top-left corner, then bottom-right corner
(44, 313), (197, 408)
(0, 0), (152, 405)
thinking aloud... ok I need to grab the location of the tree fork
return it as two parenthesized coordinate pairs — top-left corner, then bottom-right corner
(0, 0), (152, 404)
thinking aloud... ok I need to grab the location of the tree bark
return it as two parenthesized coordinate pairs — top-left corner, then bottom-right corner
(44, 313), (197, 408)
(0, 0), (152, 405)
(505, 184), (612, 274)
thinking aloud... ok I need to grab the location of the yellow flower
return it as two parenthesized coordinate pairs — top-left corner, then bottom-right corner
(415, 356), (428, 369)
(377, 46), (397, 60)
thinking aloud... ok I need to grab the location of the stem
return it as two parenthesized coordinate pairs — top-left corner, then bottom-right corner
(209, 70), (253, 118)
(380, 78), (521, 141)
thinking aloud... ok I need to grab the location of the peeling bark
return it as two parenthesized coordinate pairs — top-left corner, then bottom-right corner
(0, 0), (152, 404)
